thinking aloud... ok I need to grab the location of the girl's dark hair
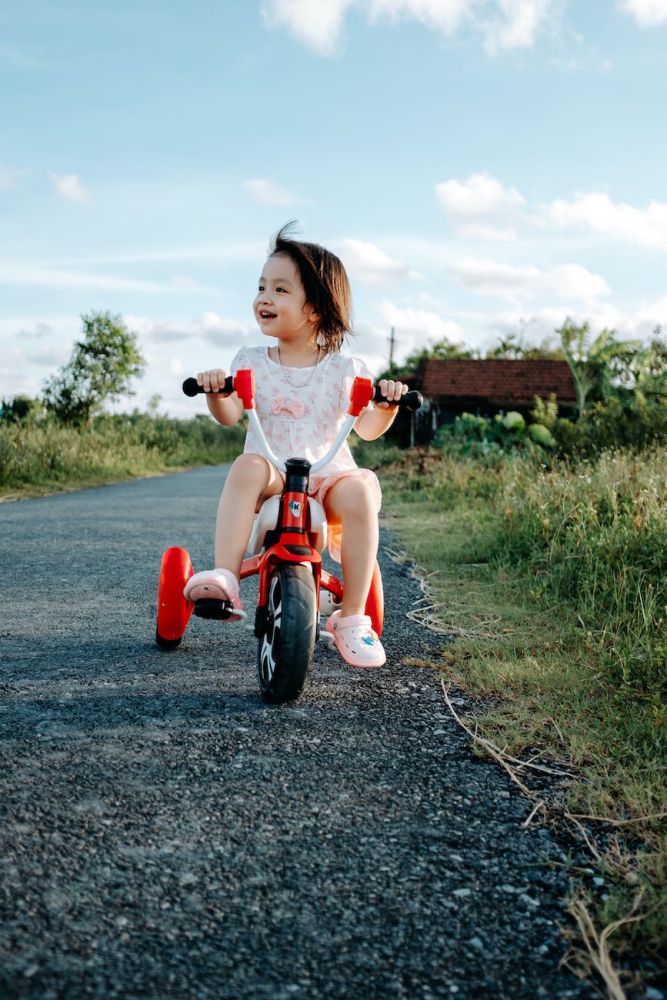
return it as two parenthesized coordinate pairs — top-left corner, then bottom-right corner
(269, 221), (352, 352)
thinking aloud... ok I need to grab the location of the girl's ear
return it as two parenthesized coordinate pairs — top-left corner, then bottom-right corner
(304, 303), (320, 328)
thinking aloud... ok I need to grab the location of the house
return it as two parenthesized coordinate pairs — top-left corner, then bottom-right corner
(410, 358), (577, 443)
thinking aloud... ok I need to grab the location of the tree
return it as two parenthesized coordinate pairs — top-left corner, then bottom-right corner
(558, 319), (642, 416)
(379, 335), (476, 382)
(43, 311), (145, 425)
(486, 333), (565, 360)
(0, 395), (43, 424)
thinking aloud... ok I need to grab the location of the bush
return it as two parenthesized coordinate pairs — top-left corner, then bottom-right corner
(0, 413), (245, 492)
(434, 411), (554, 460)
(551, 397), (667, 457)
(0, 395), (44, 425)
(497, 448), (667, 697)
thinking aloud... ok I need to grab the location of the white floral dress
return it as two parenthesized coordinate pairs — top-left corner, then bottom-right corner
(229, 346), (382, 561)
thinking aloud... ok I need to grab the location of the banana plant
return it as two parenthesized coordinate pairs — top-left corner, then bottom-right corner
(558, 320), (641, 417)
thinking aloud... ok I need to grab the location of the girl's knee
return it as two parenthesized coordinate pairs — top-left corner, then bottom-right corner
(229, 452), (273, 487)
(328, 477), (377, 518)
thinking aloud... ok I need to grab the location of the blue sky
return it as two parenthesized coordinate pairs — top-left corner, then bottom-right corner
(2, 0), (666, 414)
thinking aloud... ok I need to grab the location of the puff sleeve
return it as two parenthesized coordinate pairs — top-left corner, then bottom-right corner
(338, 355), (374, 415)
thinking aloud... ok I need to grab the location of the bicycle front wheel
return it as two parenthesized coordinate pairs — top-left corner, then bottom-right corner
(257, 563), (316, 704)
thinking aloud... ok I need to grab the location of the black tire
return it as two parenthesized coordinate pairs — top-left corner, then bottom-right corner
(257, 563), (316, 704)
(155, 628), (182, 651)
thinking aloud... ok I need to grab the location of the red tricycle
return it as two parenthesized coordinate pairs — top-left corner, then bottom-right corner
(155, 369), (422, 704)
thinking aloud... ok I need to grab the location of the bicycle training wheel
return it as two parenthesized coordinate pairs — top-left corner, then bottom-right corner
(156, 546), (194, 650)
(257, 563), (316, 704)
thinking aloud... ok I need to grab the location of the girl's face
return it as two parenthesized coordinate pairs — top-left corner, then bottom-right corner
(253, 253), (319, 342)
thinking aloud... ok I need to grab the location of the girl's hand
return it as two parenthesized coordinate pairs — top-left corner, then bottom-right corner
(197, 369), (228, 393)
(375, 379), (408, 409)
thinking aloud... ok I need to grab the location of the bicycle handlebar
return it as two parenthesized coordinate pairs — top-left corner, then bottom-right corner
(182, 375), (423, 411)
(183, 376), (234, 397)
(183, 369), (422, 473)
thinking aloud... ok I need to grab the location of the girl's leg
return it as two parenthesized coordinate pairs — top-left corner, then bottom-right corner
(324, 477), (379, 618)
(214, 453), (283, 576)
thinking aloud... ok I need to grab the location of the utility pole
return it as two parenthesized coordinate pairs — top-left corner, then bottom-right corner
(389, 327), (395, 372)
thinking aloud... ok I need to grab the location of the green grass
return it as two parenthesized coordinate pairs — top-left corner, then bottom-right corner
(0, 413), (245, 498)
(357, 438), (666, 978)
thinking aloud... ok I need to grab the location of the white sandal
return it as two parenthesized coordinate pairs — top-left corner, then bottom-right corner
(325, 611), (386, 668)
(183, 568), (246, 622)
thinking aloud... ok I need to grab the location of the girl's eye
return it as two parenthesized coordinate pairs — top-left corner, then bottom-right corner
(276, 287), (287, 293)
(257, 285), (264, 292)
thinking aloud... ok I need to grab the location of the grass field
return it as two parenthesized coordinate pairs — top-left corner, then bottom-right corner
(0, 413), (245, 499)
(355, 438), (666, 990)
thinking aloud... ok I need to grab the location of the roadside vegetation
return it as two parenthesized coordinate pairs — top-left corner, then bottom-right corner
(0, 410), (245, 498)
(356, 321), (667, 993)
(0, 311), (242, 498)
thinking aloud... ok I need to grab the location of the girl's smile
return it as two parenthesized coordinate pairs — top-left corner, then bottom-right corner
(253, 253), (318, 341)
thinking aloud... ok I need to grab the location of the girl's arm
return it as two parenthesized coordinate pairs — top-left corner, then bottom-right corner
(196, 369), (244, 426)
(354, 379), (408, 441)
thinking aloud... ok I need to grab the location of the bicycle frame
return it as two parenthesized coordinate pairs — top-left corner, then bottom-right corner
(232, 367), (375, 635)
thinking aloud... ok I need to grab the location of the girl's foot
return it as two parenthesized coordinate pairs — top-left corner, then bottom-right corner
(183, 568), (246, 622)
(325, 611), (386, 668)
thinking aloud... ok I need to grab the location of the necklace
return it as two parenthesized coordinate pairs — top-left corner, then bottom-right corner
(275, 346), (324, 389)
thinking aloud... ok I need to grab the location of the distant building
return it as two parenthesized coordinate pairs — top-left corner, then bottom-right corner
(410, 358), (577, 443)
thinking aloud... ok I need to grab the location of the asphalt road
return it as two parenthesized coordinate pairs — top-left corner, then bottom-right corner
(0, 466), (598, 999)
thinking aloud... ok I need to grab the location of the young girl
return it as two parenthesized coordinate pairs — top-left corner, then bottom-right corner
(184, 223), (408, 668)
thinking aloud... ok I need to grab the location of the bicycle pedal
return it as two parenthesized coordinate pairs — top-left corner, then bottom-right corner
(193, 598), (234, 620)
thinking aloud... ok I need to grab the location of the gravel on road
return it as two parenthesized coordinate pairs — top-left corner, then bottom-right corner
(0, 466), (600, 999)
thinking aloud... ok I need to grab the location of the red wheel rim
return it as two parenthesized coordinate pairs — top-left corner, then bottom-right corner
(156, 547), (194, 642)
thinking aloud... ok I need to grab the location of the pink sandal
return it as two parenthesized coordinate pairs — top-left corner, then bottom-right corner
(325, 611), (386, 668)
(183, 568), (246, 622)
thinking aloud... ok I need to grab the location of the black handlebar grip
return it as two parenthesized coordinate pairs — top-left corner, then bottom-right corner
(373, 387), (423, 412)
(182, 376), (423, 411)
(182, 376), (235, 397)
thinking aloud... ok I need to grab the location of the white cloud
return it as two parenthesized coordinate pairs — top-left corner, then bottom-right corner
(634, 295), (667, 330)
(485, 302), (624, 350)
(126, 312), (254, 347)
(0, 167), (29, 192)
(261, 0), (558, 56)
(15, 320), (54, 340)
(435, 172), (526, 237)
(337, 239), (411, 285)
(484, 299), (667, 353)
(621, 0), (667, 26)
(27, 345), (70, 367)
(366, 0), (472, 36)
(0, 264), (212, 294)
(261, 0), (355, 57)
(62, 242), (265, 266)
(547, 191), (667, 249)
(454, 222), (518, 241)
(49, 172), (91, 204)
(448, 257), (609, 300)
(449, 257), (541, 295)
(243, 178), (304, 206)
(198, 311), (255, 344)
(546, 263), (609, 300)
(483, 0), (554, 54)
(376, 300), (466, 344)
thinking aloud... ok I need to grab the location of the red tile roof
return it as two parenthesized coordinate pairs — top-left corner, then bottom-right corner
(421, 359), (576, 406)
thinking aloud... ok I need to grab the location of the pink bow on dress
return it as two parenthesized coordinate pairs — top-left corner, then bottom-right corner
(271, 395), (306, 418)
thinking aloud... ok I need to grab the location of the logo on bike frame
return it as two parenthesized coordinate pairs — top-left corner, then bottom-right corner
(288, 500), (301, 517)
